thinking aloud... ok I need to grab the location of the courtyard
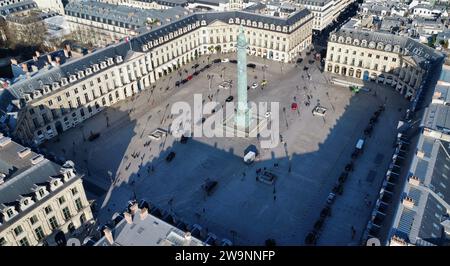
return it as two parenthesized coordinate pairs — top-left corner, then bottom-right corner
(41, 52), (409, 245)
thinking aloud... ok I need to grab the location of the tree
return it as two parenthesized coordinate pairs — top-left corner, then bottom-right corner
(208, 45), (214, 53)
(214, 45), (221, 54)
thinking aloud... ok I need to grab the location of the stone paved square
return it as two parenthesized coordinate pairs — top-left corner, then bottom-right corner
(42, 53), (408, 245)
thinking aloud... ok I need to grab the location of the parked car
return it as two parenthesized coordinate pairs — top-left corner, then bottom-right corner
(221, 58), (229, 63)
(175, 81), (181, 87)
(296, 58), (303, 64)
(291, 103), (298, 111)
(192, 64), (199, 69)
(187, 75), (193, 80)
(181, 79), (188, 84)
(326, 192), (336, 205)
(204, 64), (211, 69)
(251, 82), (258, 89)
(193, 71), (200, 76)
(303, 66), (309, 71)
(166, 151), (176, 162)
(247, 63), (256, 68)
(225, 96), (234, 102)
(230, 59), (238, 64)
(213, 58), (221, 63)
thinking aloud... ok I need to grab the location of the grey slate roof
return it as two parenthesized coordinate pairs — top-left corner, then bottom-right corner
(331, 28), (443, 67)
(0, 137), (81, 230)
(0, 0), (37, 16)
(64, 1), (188, 30)
(95, 207), (205, 246)
(0, 7), (311, 121)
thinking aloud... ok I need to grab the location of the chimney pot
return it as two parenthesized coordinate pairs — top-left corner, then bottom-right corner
(47, 54), (53, 63)
(35, 51), (41, 57)
(103, 228), (114, 245)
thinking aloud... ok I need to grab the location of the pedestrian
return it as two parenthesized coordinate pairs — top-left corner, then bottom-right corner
(273, 195), (276, 201)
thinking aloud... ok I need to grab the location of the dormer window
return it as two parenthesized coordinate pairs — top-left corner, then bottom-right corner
(93, 64), (99, 72)
(77, 71), (85, 79)
(61, 78), (68, 86)
(6, 208), (14, 218)
(100, 61), (107, 69)
(69, 75), (77, 82)
(116, 56), (123, 63)
(107, 58), (114, 66)
(38, 188), (45, 197)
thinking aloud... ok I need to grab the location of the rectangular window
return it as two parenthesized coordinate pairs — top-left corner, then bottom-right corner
(35, 226), (45, 241)
(0, 237), (6, 246)
(29, 108), (35, 115)
(368, 54), (372, 58)
(49, 217), (58, 230)
(74, 88), (79, 94)
(58, 196), (66, 205)
(14, 226), (24, 236)
(19, 237), (30, 246)
(65, 92), (70, 98)
(48, 100), (53, 106)
(75, 198), (83, 211)
(44, 205), (52, 214)
(30, 215), (38, 225)
(71, 187), (79, 196)
(57, 96), (62, 102)
(62, 207), (71, 220)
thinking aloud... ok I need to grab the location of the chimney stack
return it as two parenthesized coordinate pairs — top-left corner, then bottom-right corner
(139, 207), (148, 220)
(129, 203), (138, 215)
(35, 51), (41, 58)
(124, 212), (133, 224)
(55, 57), (61, 65)
(63, 48), (69, 58)
(47, 54), (53, 64)
(33, 55), (38, 62)
(21, 63), (28, 73)
(103, 228), (114, 245)
(10, 58), (18, 65)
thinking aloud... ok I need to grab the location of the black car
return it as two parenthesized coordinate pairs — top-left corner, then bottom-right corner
(175, 81), (181, 87)
(230, 59), (238, 64)
(296, 58), (303, 64)
(166, 151), (176, 162)
(225, 96), (234, 102)
(192, 63), (199, 69)
(181, 79), (188, 84)
(308, 59), (315, 64)
(201, 117), (206, 123)
(193, 71), (200, 76)
(213, 58), (221, 63)
(204, 64), (211, 69)
(303, 66), (309, 71)
(247, 63), (256, 68)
